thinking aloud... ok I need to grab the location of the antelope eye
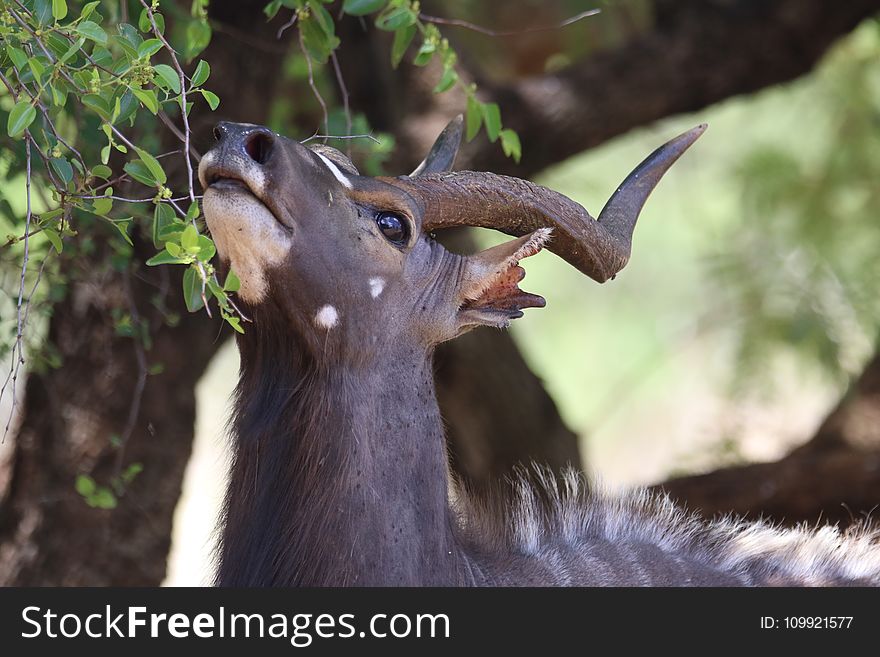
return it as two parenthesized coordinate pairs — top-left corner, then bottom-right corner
(376, 211), (409, 245)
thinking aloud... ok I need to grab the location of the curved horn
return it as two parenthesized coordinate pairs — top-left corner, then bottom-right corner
(389, 124), (706, 283)
(409, 115), (464, 177)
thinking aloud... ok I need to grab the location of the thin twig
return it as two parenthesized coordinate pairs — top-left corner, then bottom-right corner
(300, 132), (380, 145)
(113, 269), (149, 479)
(138, 0), (196, 203)
(210, 19), (289, 54)
(298, 30), (329, 139)
(0, 67), (86, 171)
(277, 13), (298, 39)
(158, 111), (202, 163)
(168, 198), (211, 317)
(71, 194), (201, 204)
(418, 8), (600, 37)
(2, 136), (33, 441)
(330, 52), (352, 155)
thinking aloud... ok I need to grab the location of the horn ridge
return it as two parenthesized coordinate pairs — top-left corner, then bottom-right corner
(390, 125), (707, 283)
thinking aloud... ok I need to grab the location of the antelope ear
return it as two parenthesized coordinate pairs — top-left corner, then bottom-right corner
(456, 229), (551, 330)
(409, 115), (464, 177)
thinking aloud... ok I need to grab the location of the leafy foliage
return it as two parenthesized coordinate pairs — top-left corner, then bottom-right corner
(708, 22), (880, 389)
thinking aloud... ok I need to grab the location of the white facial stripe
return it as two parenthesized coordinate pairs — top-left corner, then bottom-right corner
(368, 277), (385, 299)
(315, 304), (339, 329)
(316, 153), (353, 189)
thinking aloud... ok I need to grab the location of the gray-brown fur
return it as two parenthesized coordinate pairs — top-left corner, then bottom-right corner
(199, 119), (880, 587)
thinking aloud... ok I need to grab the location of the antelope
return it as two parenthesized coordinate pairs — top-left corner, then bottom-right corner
(199, 117), (880, 586)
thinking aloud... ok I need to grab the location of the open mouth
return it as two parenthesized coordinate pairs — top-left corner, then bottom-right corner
(202, 163), (293, 233)
(207, 175), (250, 191)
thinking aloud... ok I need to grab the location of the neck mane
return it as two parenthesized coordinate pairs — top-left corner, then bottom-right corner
(215, 317), (464, 586)
(216, 317), (880, 588)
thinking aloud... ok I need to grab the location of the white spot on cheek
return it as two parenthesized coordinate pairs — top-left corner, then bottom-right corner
(368, 277), (385, 299)
(316, 153), (353, 189)
(315, 305), (339, 329)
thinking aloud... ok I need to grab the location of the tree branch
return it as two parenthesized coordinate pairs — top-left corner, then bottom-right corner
(401, 0), (880, 177)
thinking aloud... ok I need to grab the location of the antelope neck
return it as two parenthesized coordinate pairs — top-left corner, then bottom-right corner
(217, 331), (464, 586)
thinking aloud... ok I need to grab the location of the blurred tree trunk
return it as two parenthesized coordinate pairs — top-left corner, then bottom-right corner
(0, 2), (288, 586)
(657, 351), (880, 527)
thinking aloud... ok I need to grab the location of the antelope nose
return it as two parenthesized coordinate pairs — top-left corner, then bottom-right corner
(212, 122), (276, 166)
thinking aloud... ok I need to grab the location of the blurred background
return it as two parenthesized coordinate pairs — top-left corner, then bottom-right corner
(2, 0), (880, 586)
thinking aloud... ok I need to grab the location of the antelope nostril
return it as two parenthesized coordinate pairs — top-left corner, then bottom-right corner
(213, 124), (224, 141)
(244, 131), (274, 165)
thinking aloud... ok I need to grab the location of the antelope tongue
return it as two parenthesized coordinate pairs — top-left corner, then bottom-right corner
(461, 265), (545, 317)
(459, 228), (551, 320)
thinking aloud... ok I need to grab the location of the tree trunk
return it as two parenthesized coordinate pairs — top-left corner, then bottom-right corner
(0, 1), (289, 585)
(657, 352), (880, 527)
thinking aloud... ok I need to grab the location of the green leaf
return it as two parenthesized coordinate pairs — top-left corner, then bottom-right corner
(132, 87), (159, 114)
(44, 229), (63, 254)
(91, 488), (117, 509)
(137, 38), (164, 59)
(7, 101), (36, 139)
(49, 83), (66, 106)
(76, 21), (108, 45)
(375, 4), (416, 31)
(200, 90), (220, 110)
(481, 102), (502, 142)
(138, 8), (152, 32)
(28, 57), (46, 84)
(153, 64), (181, 94)
(123, 159), (156, 186)
(52, 0), (68, 20)
(413, 39), (436, 67)
(180, 224), (198, 250)
(146, 249), (187, 266)
(465, 95), (482, 142)
(185, 200), (200, 222)
(152, 203), (177, 248)
(182, 267), (205, 312)
(134, 148), (166, 185)
(308, 0), (336, 38)
(121, 462), (144, 485)
(433, 66), (458, 94)
(6, 46), (28, 70)
(93, 196), (113, 216)
(185, 19), (212, 60)
(75, 475), (96, 497)
(80, 1), (101, 21)
(264, 0), (283, 19)
(207, 277), (224, 301)
(499, 129), (522, 163)
(81, 94), (112, 120)
(59, 37), (85, 64)
(299, 14), (339, 63)
(223, 269), (241, 292)
(196, 235), (216, 261)
(138, 8), (164, 34)
(91, 164), (112, 179)
(32, 0), (52, 25)
(50, 157), (73, 185)
(191, 60), (210, 87)
(225, 314), (244, 333)
(110, 218), (133, 245)
(391, 24), (416, 68)
(343, 0), (386, 16)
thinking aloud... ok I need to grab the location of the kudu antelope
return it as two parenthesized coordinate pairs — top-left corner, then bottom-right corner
(200, 117), (880, 586)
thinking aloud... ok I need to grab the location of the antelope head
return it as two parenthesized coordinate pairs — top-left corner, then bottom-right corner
(199, 117), (705, 362)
